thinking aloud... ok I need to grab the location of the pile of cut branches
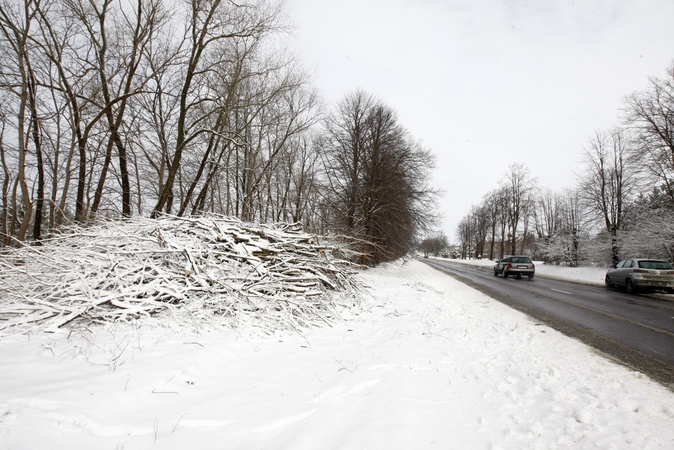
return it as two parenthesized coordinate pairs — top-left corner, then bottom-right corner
(0, 215), (366, 337)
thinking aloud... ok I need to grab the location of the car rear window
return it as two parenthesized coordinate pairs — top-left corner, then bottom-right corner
(638, 260), (673, 270)
(511, 257), (532, 264)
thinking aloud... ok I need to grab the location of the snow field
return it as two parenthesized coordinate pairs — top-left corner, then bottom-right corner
(0, 259), (673, 449)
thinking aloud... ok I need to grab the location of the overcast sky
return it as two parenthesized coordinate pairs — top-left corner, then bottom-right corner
(285, 0), (674, 242)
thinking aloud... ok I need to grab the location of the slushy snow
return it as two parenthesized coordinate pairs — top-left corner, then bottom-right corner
(1, 259), (673, 449)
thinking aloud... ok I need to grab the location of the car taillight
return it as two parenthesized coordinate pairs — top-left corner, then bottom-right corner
(507, 264), (512, 269)
(532, 263), (535, 269)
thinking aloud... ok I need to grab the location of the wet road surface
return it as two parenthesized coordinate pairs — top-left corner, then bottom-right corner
(421, 258), (674, 389)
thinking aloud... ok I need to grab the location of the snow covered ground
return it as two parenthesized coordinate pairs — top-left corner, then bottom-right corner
(2, 259), (674, 449)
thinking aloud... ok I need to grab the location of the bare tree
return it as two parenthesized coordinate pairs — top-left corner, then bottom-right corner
(623, 65), (674, 203)
(151, 0), (284, 217)
(277, 134), (320, 224)
(321, 89), (374, 235)
(533, 189), (560, 249)
(237, 69), (319, 222)
(495, 186), (509, 258)
(500, 164), (536, 255)
(418, 232), (447, 257)
(619, 193), (674, 261)
(34, 0), (109, 224)
(0, 0), (330, 247)
(0, 112), (10, 244)
(468, 204), (489, 258)
(533, 189), (586, 265)
(560, 189), (585, 266)
(456, 215), (474, 259)
(65, 0), (168, 219)
(483, 189), (500, 260)
(578, 128), (637, 264)
(321, 89), (438, 263)
(0, 0), (39, 242)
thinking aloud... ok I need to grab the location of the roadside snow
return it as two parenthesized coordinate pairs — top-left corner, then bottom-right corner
(1, 260), (673, 449)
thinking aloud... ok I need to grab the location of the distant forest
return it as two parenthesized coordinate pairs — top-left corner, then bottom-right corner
(0, 0), (438, 264)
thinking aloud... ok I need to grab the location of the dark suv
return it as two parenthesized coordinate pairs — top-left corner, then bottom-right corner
(494, 256), (535, 280)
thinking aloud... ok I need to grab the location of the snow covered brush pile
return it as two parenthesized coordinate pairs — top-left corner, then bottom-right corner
(0, 215), (365, 337)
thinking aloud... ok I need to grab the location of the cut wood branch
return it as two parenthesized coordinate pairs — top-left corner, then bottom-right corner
(0, 214), (366, 337)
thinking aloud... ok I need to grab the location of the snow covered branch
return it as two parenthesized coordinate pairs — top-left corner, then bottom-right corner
(0, 215), (366, 337)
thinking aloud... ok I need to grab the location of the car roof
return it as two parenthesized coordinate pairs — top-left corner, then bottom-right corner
(627, 258), (670, 262)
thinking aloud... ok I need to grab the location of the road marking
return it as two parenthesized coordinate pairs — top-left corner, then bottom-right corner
(551, 289), (572, 295)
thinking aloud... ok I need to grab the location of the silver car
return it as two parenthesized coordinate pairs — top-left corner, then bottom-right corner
(494, 255), (535, 280)
(605, 258), (674, 294)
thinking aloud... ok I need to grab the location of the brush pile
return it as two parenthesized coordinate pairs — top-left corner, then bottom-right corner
(0, 215), (366, 337)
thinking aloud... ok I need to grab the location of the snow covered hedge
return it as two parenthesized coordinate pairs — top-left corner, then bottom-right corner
(0, 215), (365, 337)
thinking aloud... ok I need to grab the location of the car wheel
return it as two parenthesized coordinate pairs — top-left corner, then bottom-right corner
(494, 270), (499, 276)
(502, 271), (508, 278)
(605, 275), (613, 288)
(528, 274), (534, 280)
(626, 279), (637, 294)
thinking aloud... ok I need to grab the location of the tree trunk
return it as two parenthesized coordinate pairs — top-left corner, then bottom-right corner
(28, 66), (44, 241)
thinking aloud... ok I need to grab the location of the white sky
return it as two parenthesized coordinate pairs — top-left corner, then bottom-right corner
(285, 0), (674, 241)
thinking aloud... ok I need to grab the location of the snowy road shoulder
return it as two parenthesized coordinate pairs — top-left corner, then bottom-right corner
(1, 259), (673, 449)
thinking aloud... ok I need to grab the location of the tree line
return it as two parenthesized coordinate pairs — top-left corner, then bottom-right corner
(0, 0), (438, 264)
(456, 64), (674, 266)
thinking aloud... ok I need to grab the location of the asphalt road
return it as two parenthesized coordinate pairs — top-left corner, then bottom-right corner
(421, 258), (674, 389)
